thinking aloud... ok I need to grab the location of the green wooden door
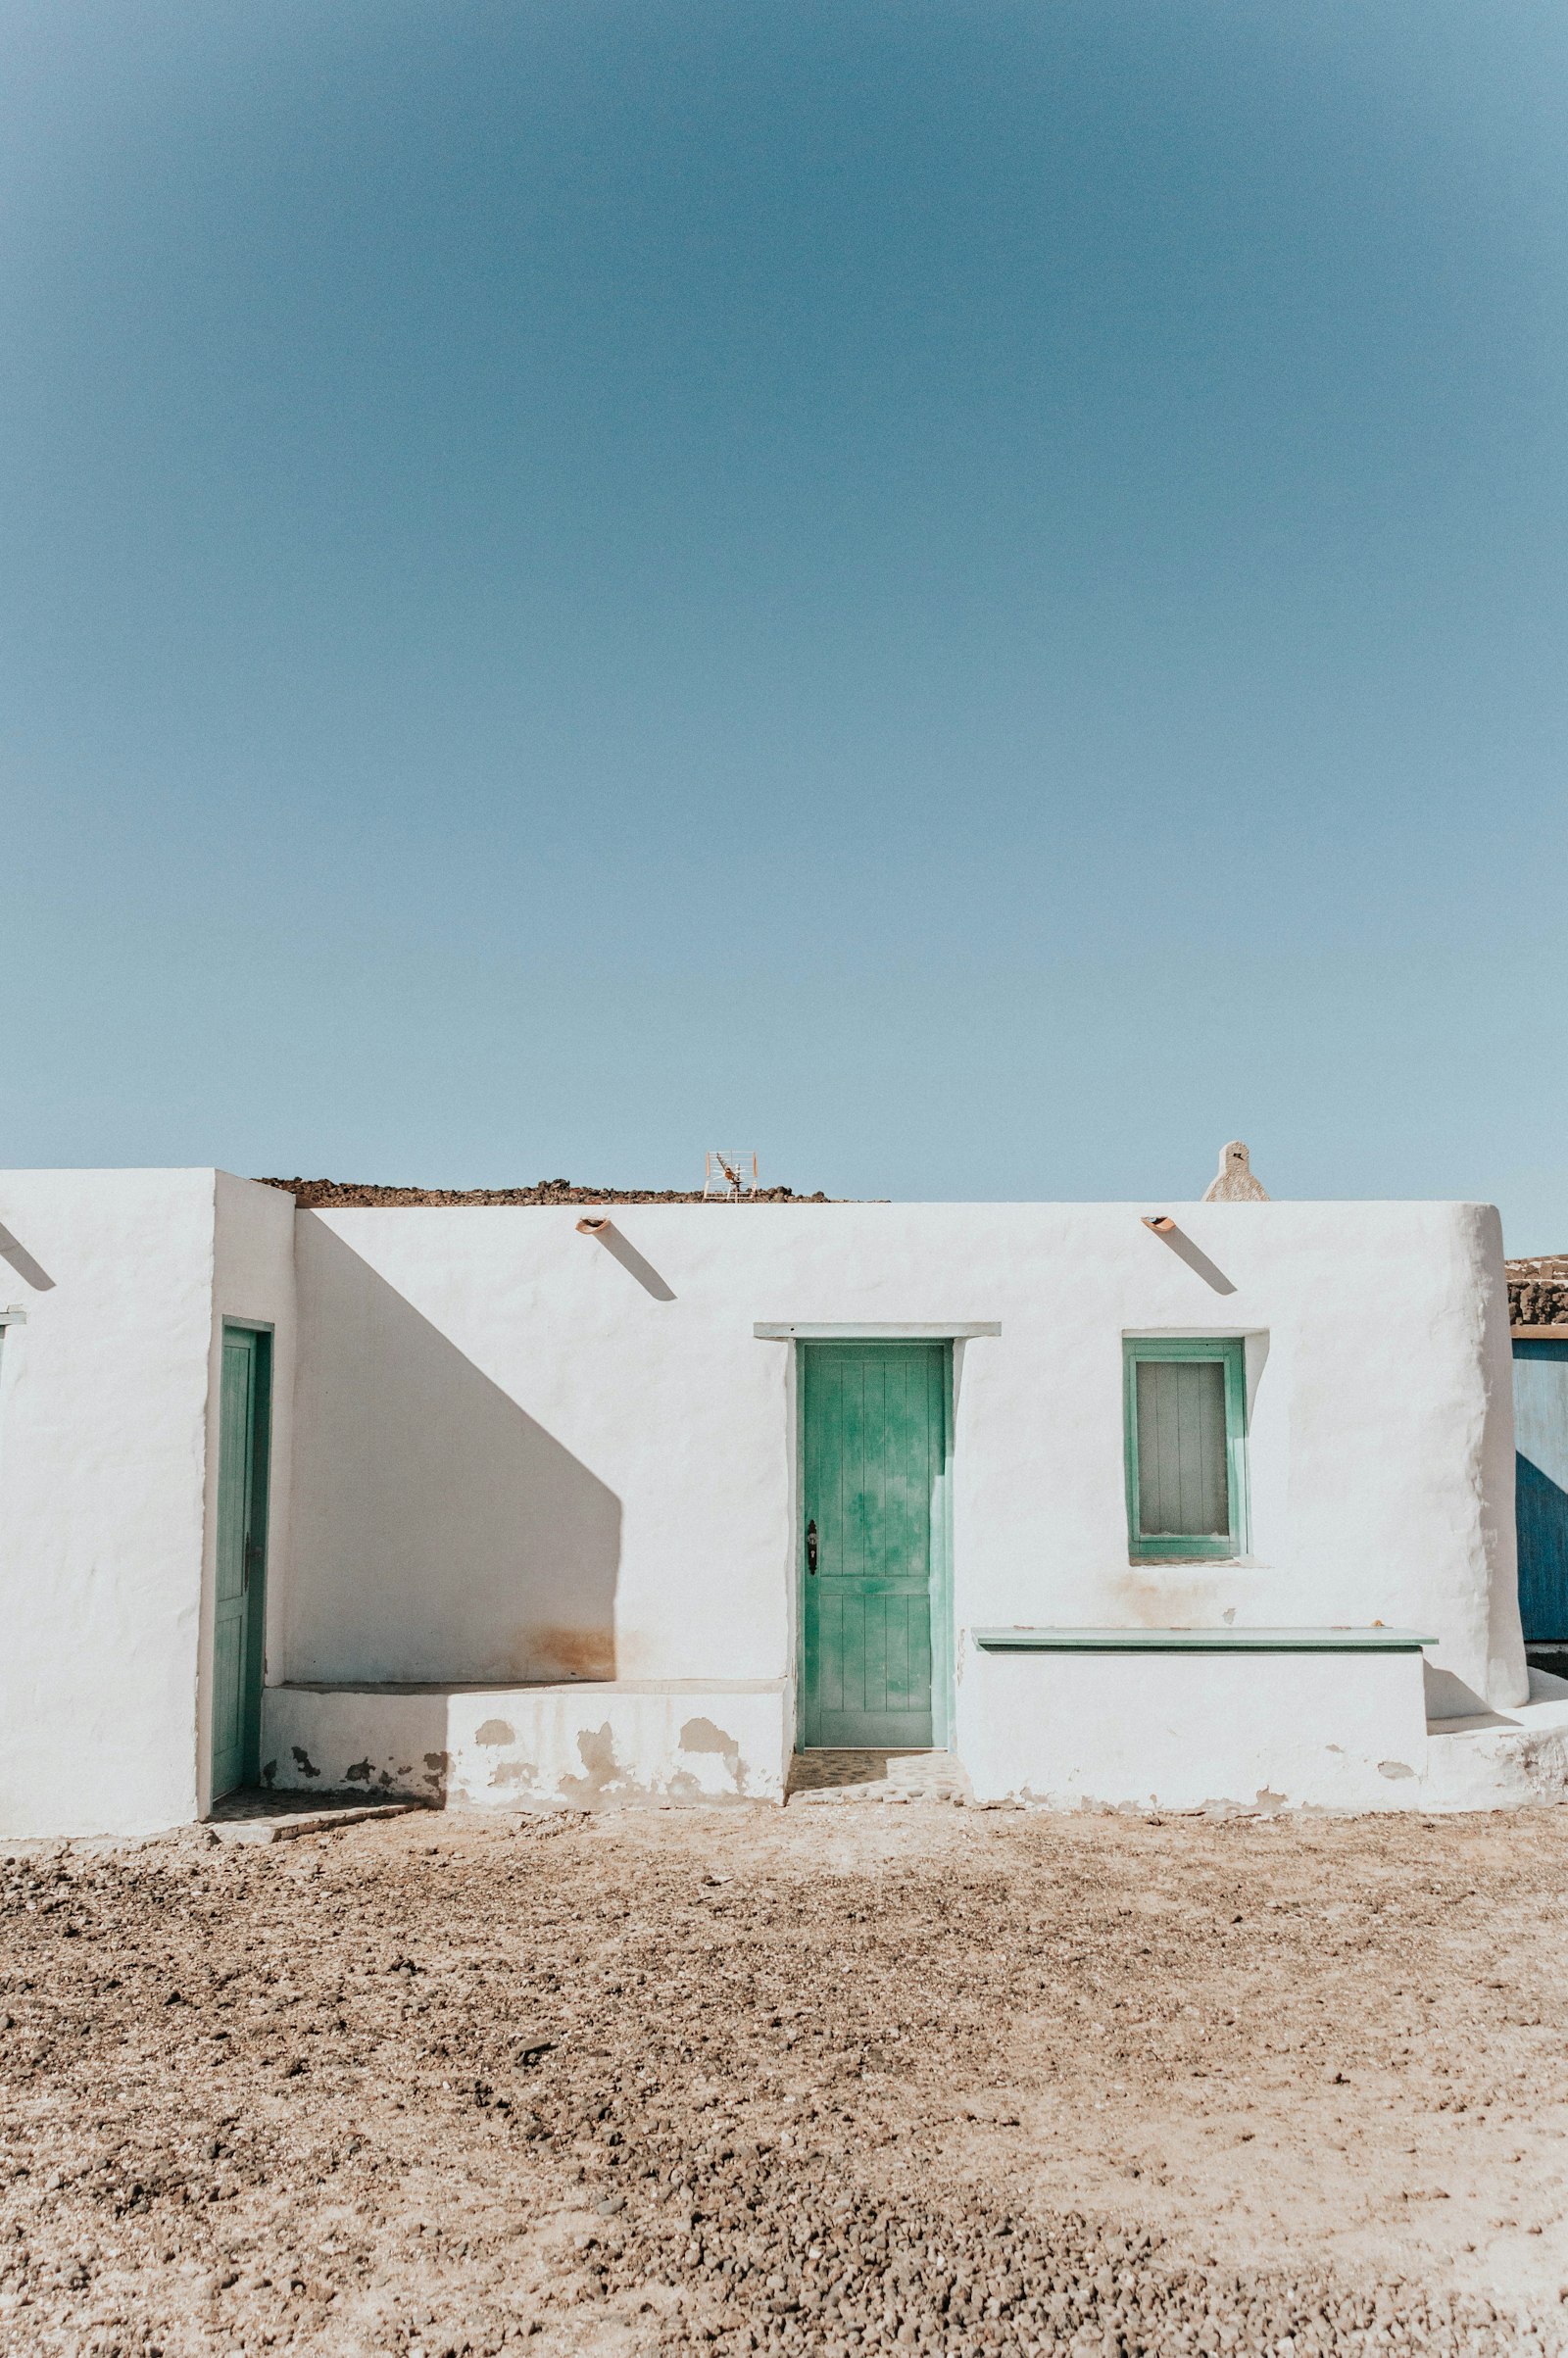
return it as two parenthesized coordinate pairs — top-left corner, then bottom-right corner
(211, 1325), (270, 1801)
(801, 1343), (947, 1748)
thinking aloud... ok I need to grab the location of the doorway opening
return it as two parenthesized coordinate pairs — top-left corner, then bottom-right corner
(797, 1341), (953, 1749)
(211, 1323), (271, 1801)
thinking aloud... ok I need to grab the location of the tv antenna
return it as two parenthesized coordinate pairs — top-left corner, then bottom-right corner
(704, 1151), (758, 1200)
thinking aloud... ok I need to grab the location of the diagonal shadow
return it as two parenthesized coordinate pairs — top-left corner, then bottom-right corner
(1148, 1221), (1236, 1297)
(291, 1216), (621, 1685)
(580, 1219), (675, 1302)
(0, 1222), (56, 1291)
(1422, 1658), (1516, 1727)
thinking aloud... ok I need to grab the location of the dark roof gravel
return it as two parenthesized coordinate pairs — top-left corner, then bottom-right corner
(1507, 1256), (1568, 1329)
(258, 1176), (830, 1207)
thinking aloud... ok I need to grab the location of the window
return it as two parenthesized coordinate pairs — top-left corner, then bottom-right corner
(1123, 1337), (1248, 1561)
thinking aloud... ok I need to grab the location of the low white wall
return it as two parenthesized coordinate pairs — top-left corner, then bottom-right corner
(0, 1171), (219, 1838)
(262, 1681), (791, 1808)
(957, 1647), (1432, 1810)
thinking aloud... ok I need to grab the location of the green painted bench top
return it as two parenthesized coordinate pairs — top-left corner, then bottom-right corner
(969, 1627), (1438, 1653)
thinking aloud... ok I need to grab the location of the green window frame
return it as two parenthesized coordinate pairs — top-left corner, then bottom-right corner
(1123, 1337), (1249, 1562)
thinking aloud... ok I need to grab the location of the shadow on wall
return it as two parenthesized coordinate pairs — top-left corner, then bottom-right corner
(1146, 1220), (1236, 1298)
(0, 1221), (55, 1291)
(1423, 1659), (1514, 1729)
(292, 1217), (622, 1684)
(578, 1218), (676, 1302)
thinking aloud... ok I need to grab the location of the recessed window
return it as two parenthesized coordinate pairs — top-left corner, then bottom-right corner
(1123, 1338), (1249, 1561)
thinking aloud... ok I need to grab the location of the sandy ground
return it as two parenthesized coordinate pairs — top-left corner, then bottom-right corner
(2, 1802), (1566, 2355)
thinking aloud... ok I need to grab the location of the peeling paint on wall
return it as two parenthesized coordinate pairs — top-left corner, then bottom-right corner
(563, 1722), (629, 1804)
(675, 1717), (747, 1794)
(260, 1684), (791, 1813)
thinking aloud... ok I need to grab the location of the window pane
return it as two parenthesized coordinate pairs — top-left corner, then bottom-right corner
(1136, 1357), (1229, 1538)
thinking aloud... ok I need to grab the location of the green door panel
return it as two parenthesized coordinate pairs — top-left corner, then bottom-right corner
(211, 1326), (270, 1801)
(801, 1343), (946, 1748)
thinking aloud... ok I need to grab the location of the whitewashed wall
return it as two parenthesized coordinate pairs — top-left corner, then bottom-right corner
(0, 1177), (1529, 1832)
(0, 1170), (299, 1838)
(0, 1171), (218, 1837)
(282, 1199), (1525, 1746)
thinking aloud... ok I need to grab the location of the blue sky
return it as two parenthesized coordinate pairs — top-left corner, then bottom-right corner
(5, 2), (1567, 1238)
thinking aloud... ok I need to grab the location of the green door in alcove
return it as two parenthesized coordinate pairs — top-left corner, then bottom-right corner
(801, 1343), (947, 1748)
(211, 1325), (270, 1800)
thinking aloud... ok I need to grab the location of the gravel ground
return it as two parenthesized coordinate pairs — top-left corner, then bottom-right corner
(2, 1802), (1567, 2356)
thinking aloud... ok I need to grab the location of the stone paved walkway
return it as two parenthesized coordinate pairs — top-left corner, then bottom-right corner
(786, 1748), (971, 1804)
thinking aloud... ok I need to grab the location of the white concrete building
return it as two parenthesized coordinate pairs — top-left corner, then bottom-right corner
(2, 1168), (1566, 1839)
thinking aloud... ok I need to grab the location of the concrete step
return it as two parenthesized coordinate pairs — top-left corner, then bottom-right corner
(205, 1793), (426, 1845)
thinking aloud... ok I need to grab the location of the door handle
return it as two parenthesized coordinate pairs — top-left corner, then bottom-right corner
(806, 1519), (818, 1575)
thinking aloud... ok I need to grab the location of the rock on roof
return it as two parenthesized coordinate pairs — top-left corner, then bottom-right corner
(1507, 1256), (1568, 1329)
(257, 1176), (830, 1208)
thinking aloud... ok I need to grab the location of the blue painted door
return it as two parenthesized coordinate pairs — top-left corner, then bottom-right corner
(801, 1344), (946, 1747)
(1513, 1339), (1568, 1641)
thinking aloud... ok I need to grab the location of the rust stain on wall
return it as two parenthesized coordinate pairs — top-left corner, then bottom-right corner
(1108, 1573), (1225, 1629)
(524, 1627), (615, 1682)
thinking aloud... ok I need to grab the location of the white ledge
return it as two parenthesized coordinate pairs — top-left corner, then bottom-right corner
(272, 1676), (788, 1696)
(970, 1626), (1438, 1653)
